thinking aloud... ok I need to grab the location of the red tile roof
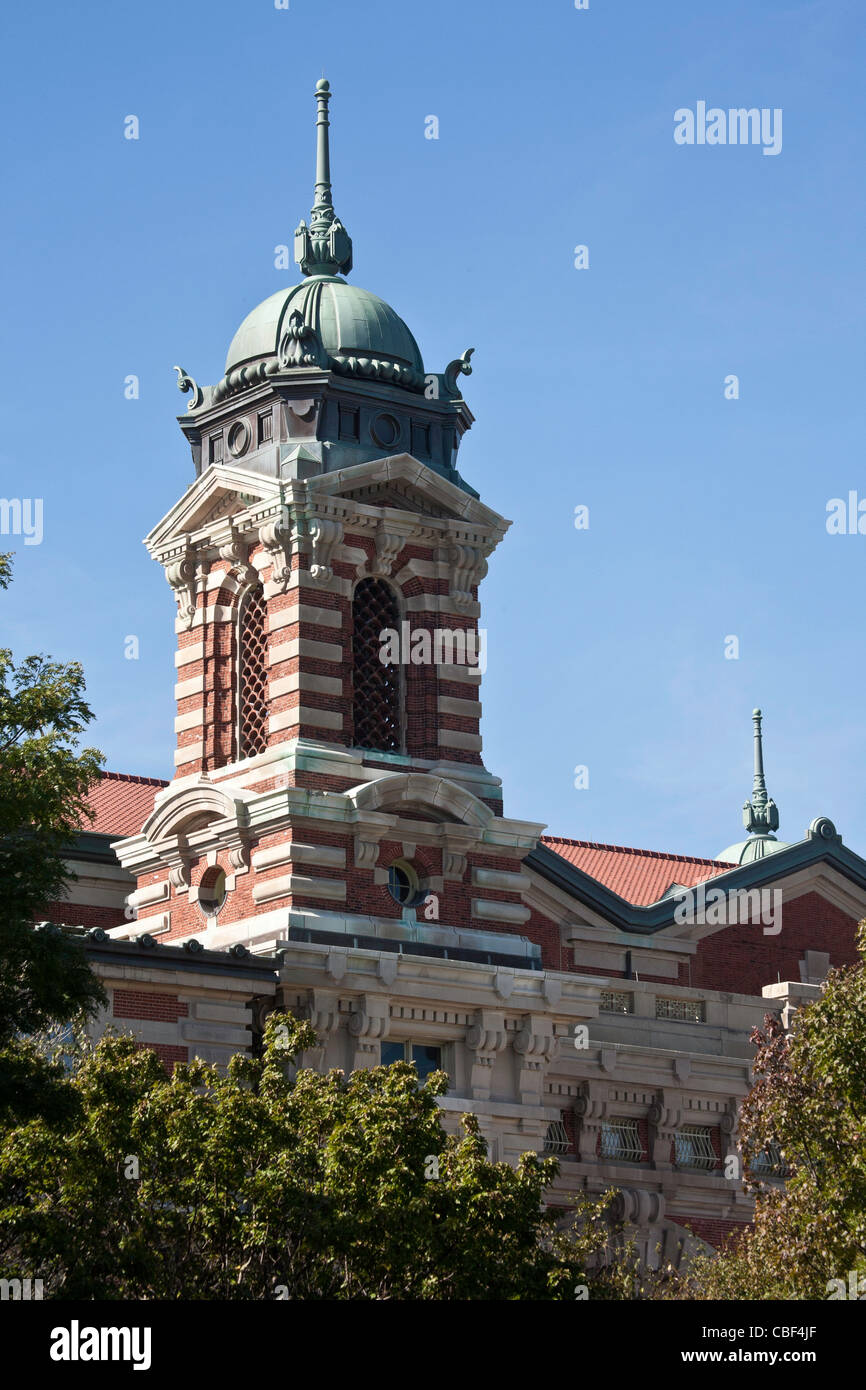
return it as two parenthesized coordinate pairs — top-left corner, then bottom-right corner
(83, 772), (168, 839)
(541, 836), (731, 906)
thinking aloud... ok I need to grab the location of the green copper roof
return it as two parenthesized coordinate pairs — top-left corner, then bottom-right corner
(225, 275), (424, 384)
(718, 708), (791, 865)
(223, 78), (425, 390)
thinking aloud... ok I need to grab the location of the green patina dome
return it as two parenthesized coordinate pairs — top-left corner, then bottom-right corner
(225, 274), (424, 385)
(717, 834), (790, 866)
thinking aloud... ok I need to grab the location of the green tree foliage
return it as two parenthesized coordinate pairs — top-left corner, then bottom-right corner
(669, 923), (866, 1299)
(0, 552), (106, 1121)
(0, 1014), (636, 1300)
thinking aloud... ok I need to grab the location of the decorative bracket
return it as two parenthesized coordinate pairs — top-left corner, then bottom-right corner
(165, 542), (198, 629)
(309, 515), (344, 584)
(448, 542), (489, 612)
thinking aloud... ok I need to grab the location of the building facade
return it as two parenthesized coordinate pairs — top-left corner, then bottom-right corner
(49, 81), (866, 1268)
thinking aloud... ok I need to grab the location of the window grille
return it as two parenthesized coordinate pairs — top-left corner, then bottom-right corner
(238, 586), (269, 759)
(656, 997), (705, 1024)
(352, 578), (402, 751)
(675, 1125), (718, 1170)
(750, 1142), (787, 1178)
(543, 1119), (570, 1155)
(600, 990), (633, 1014)
(600, 1119), (643, 1162)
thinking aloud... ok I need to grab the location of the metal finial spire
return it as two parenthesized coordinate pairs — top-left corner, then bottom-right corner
(742, 707), (780, 836)
(294, 78), (353, 279)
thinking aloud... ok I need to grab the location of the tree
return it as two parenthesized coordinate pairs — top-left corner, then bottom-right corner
(668, 922), (866, 1300)
(0, 552), (106, 1121)
(0, 1014), (637, 1300)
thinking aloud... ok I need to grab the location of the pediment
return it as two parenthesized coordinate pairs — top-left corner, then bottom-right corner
(145, 465), (281, 553)
(312, 453), (509, 535)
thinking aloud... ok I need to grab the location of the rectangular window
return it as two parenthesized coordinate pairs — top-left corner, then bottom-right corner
(600, 989), (633, 1014)
(209, 432), (224, 464)
(675, 1125), (717, 1170)
(380, 1040), (443, 1080)
(656, 997), (705, 1023)
(339, 405), (359, 441)
(257, 411), (273, 445)
(410, 421), (430, 458)
(750, 1141), (787, 1178)
(600, 1118), (643, 1162)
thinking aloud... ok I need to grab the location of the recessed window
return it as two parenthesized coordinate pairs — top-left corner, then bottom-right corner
(410, 421), (430, 458)
(338, 405), (359, 441)
(209, 433), (224, 464)
(352, 578), (402, 751)
(257, 411), (273, 445)
(387, 858), (426, 908)
(675, 1125), (717, 1170)
(198, 867), (227, 918)
(600, 1119), (643, 1162)
(543, 1119), (570, 1155)
(381, 1041), (443, 1080)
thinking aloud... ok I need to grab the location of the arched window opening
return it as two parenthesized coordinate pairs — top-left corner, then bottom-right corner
(352, 578), (402, 752)
(238, 585), (269, 759)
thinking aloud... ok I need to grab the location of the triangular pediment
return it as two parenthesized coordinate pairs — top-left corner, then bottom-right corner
(311, 454), (509, 534)
(145, 465), (281, 553)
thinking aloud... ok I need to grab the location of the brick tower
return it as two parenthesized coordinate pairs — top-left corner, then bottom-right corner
(114, 80), (546, 968)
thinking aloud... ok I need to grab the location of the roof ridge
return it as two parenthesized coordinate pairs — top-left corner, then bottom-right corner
(98, 770), (170, 787)
(540, 835), (729, 868)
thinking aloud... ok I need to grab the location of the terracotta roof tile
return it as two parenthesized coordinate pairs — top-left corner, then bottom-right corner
(540, 836), (731, 906)
(83, 771), (168, 839)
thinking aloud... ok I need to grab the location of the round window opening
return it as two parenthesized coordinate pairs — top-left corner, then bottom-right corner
(198, 867), (227, 918)
(387, 858), (426, 908)
(371, 412), (400, 449)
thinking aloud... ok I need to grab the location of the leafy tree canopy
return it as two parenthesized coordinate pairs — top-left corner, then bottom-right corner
(0, 1014), (636, 1301)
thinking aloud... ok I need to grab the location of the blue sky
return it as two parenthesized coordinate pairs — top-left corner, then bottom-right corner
(1, 0), (864, 861)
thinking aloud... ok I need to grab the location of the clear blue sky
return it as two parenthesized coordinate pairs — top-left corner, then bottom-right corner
(1, 0), (864, 862)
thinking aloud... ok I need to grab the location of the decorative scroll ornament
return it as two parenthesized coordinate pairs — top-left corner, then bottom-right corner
(259, 509), (293, 592)
(168, 860), (190, 891)
(448, 542), (489, 611)
(375, 523), (405, 577)
(443, 347), (474, 396)
(173, 364), (203, 411)
(278, 310), (327, 369)
(218, 523), (257, 589)
(308, 515), (344, 583)
(165, 543), (198, 629)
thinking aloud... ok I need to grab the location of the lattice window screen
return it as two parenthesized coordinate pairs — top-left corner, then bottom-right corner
(238, 585), (269, 758)
(352, 578), (402, 751)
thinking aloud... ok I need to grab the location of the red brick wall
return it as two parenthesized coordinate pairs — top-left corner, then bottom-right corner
(690, 891), (860, 995)
(42, 901), (126, 930)
(113, 990), (189, 1022)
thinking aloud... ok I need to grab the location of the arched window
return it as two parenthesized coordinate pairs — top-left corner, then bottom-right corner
(352, 578), (402, 751)
(238, 585), (268, 759)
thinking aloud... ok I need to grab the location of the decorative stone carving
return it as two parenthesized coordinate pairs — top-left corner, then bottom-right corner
(442, 850), (467, 880)
(219, 523), (257, 589)
(513, 1014), (557, 1105)
(608, 1187), (665, 1228)
(309, 515), (343, 584)
(348, 994), (389, 1071)
(259, 510), (293, 591)
(354, 836), (380, 869)
(448, 543), (489, 611)
(375, 523), (406, 577)
(466, 1010), (508, 1101)
(573, 1080), (608, 1162)
(165, 543), (198, 629)
(168, 861), (191, 892)
(649, 1089), (682, 1167)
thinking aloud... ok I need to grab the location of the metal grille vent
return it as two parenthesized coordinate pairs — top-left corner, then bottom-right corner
(352, 578), (402, 751)
(239, 585), (269, 758)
